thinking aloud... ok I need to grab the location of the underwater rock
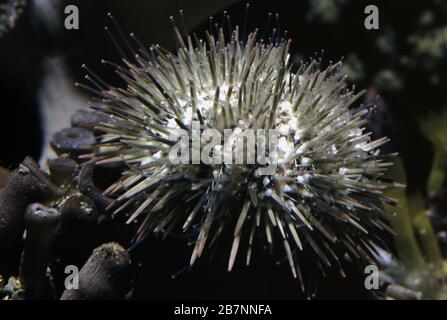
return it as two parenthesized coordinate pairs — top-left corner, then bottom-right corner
(60, 242), (132, 300)
(0, 157), (60, 273)
(50, 127), (95, 157)
(19, 203), (61, 299)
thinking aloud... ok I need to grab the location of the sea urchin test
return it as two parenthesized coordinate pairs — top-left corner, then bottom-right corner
(168, 120), (279, 175)
(81, 13), (399, 288)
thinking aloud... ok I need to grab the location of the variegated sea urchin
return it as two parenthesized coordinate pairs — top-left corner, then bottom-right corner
(81, 14), (399, 288)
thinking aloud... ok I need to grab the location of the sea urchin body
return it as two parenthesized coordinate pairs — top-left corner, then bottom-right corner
(83, 17), (399, 287)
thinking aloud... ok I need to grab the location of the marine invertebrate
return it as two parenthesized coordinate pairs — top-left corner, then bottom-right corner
(82, 14), (399, 287)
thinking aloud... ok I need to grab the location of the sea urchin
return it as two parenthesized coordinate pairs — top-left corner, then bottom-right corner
(80, 13), (399, 288)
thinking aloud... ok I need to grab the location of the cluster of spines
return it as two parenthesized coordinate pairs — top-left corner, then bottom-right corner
(77, 12), (400, 290)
